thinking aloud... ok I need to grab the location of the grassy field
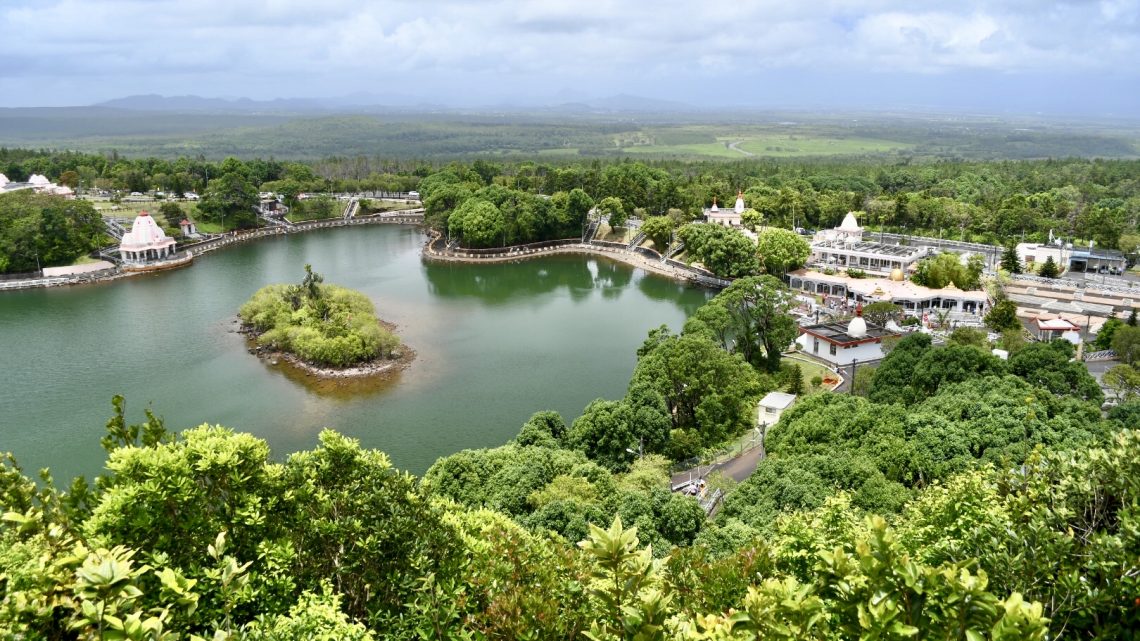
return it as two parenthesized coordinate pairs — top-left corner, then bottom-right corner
(619, 125), (914, 158)
(737, 133), (912, 156)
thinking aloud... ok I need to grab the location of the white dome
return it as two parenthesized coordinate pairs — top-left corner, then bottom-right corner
(734, 196), (745, 214)
(28, 174), (51, 186)
(839, 212), (861, 232)
(847, 316), (867, 339)
(119, 213), (175, 251)
(0, 173), (8, 187)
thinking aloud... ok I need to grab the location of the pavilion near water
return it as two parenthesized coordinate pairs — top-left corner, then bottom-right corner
(119, 212), (177, 263)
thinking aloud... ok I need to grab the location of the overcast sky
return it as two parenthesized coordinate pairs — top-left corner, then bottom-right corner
(1, 0), (1137, 115)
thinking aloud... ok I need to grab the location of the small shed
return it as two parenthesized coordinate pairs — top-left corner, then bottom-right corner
(1033, 317), (1080, 343)
(179, 219), (198, 237)
(758, 392), (797, 427)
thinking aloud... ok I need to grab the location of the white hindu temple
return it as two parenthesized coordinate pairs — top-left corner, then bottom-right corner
(705, 191), (747, 227)
(118, 212), (177, 263)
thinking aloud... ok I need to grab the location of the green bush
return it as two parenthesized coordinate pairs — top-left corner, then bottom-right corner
(238, 268), (400, 367)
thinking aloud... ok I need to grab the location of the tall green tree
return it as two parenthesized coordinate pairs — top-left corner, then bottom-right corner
(755, 227), (810, 277)
(706, 275), (798, 372)
(197, 172), (258, 229)
(999, 244), (1022, 273)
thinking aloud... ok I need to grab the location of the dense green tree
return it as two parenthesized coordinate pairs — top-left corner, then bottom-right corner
(449, 198), (506, 248)
(158, 201), (184, 229)
(197, 172), (258, 229)
(786, 363), (804, 395)
(985, 298), (1021, 332)
(755, 227), (810, 277)
(911, 251), (984, 290)
(1104, 364), (1140, 401)
(1037, 255), (1060, 278)
(677, 223), (760, 278)
(1111, 325), (1140, 365)
(640, 215), (674, 250)
(0, 191), (105, 273)
(948, 326), (989, 349)
(1007, 341), (1104, 403)
(631, 332), (767, 454)
(999, 244), (1022, 273)
(597, 196), (626, 228)
(703, 275), (798, 372)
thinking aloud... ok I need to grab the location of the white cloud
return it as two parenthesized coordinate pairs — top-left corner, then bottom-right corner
(0, 0), (1136, 106)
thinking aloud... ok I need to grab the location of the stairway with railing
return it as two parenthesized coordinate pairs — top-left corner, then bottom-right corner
(627, 231), (647, 249)
(582, 220), (599, 242)
(103, 218), (127, 240)
(662, 240), (684, 260)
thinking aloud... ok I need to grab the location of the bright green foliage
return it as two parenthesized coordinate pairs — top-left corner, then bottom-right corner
(238, 267), (400, 367)
(1093, 316), (1124, 350)
(641, 215), (674, 249)
(244, 590), (374, 641)
(898, 431), (1140, 638)
(948, 326), (988, 349)
(755, 227), (810, 277)
(912, 252), (985, 290)
(0, 190), (105, 273)
(677, 223), (760, 278)
(515, 410), (567, 448)
(985, 298), (1020, 332)
(721, 373), (1110, 531)
(739, 208), (763, 231)
(579, 516), (672, 641)
(598, 196), (626, 228)
(449, 197), (506, 248)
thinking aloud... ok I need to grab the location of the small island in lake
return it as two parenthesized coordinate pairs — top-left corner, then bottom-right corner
(238, 264), (411, 380)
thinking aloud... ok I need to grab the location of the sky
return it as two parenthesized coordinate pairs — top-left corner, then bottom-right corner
(1, 0), (1138, 115)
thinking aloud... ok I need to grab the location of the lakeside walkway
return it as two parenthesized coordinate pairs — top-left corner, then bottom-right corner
(3, 210), (736, 296)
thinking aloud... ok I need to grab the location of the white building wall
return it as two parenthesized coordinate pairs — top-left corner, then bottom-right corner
(796, 334), (886, 366)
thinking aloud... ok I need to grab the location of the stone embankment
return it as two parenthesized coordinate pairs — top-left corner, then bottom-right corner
(0, 211), (425, 291)
(420, 230), (732, 289)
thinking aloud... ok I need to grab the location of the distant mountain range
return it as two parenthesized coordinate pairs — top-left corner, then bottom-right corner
(93, 93), (697, 115)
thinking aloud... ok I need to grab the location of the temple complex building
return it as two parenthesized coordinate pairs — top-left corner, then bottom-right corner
(810, 212), (928, 275)
(118, 212), (177, 263)
(704, 191), (746, 227)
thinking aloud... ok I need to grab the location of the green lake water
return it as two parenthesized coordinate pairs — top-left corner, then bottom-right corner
(0, 225), (712, 481)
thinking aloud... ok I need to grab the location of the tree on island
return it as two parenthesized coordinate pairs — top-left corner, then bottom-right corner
(239, 265), (399, 368)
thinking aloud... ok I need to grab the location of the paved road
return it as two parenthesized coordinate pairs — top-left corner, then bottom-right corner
(728, 140), (754, 157)
(671, 442), (766, 487)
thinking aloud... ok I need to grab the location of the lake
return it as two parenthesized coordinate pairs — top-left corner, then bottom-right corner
(0, 224), (712, 481)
